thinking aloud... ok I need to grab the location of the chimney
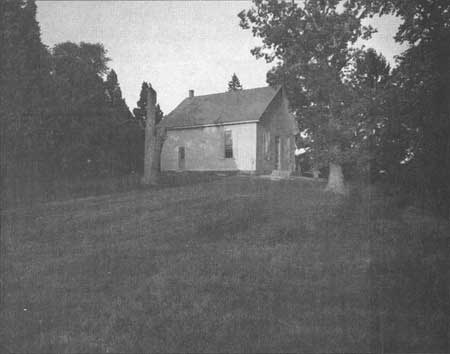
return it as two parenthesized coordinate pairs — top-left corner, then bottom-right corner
(189, 89), (194, 98)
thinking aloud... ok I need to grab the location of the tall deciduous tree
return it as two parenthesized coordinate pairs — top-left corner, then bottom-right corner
(47, 41), (113, 175)
(228, 73), (243, 91)
(345, 48), (392, 181)
(45, 41), (138, 176)
(239, 0), (374, 193)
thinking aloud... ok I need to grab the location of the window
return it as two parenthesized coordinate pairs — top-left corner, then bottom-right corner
(224, 129), (233, 158)
(178, 146), (185, 169)
(178, 146), (185, 159)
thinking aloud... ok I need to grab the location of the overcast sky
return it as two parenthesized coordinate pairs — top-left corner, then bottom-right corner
(36, 1), (406, 113)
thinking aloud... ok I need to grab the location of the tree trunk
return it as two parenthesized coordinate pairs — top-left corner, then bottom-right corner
(148, 127), (166, 184)
(142, 85), (164, 185)
(296, 159), (302, 175)
(325, 162), (346, 194)
(312, 166), (320, 179)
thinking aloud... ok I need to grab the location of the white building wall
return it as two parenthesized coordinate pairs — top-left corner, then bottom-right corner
(161, 122), (257, 171)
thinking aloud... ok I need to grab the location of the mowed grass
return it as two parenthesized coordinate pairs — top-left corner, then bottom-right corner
(1, 176), (449, 353)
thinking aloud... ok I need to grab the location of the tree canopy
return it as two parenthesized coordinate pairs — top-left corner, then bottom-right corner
(360, 0), (450, 214)
(239, 0), (376, 193)
(1, 1), (144, 180)
(239, 0), (450, 212)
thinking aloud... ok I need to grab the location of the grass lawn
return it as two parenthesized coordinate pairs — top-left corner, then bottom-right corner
(1, 175), (449, 353)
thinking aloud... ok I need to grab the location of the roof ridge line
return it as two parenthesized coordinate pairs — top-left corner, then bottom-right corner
(185, 85), (278, 99)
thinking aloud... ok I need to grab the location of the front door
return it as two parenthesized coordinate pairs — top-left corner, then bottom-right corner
(274, 136), (281, 170)
(178, 146), (185, 170)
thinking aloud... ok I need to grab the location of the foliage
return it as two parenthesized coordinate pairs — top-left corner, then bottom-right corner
(238, 0), (375, 171)
(227, 73), (243, 91)
(239, 0), (450, 211)
(133, 81), (163, 126)
(133, 82), (149, 125)
(0, 2), (144, 183)
(0, 0), (51, 177)
(361, 0), (450, 214)
(344, 48), (393, 180)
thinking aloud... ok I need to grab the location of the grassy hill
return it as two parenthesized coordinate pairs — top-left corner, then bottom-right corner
(1, 176), (448, 353)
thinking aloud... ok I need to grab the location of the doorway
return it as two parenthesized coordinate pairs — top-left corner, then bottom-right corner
(274, 136), (281, 170)
(178, 146), (185, 170)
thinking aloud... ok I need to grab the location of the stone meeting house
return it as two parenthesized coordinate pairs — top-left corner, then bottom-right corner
(159, 85), (298, 176)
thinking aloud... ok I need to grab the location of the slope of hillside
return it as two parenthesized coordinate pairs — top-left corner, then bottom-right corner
(1, 176), (448, 353)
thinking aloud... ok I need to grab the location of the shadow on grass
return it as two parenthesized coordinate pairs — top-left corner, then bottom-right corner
(3, 171), (238, 210)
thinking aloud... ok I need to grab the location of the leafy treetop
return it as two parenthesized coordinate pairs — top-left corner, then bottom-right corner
(238, 0), (375, 166)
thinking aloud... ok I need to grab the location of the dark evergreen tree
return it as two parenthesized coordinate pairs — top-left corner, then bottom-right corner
(228, 73), (243, 91)
(133, 82), (149, 126)
(105, 69), (133, 124)
(105, 69), (122, 105)
(0, 0), (51, 180)
(1, 0), (144, 198)
(104, 69), (146, 174)
(133, 81), (163, 126)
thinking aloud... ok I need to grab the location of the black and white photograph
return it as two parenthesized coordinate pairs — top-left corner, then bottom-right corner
(1, 0), (449, 352)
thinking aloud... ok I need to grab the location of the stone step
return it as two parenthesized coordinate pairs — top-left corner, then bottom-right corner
(270, 170), (291, 179)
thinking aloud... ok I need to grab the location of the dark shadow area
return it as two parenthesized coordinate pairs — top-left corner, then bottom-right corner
(2, 171), (240, 210)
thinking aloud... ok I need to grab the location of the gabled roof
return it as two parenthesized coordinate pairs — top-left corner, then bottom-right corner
(160, 86), (281, 129)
